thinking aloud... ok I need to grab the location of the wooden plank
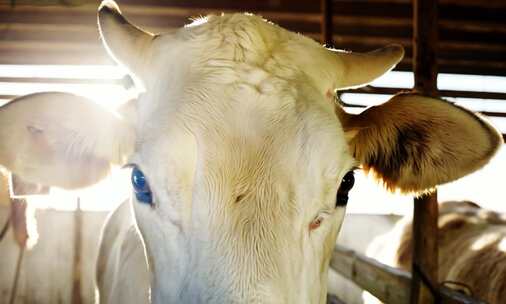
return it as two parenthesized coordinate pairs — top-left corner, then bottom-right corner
(336, 0), (506, 7)
(8, 248), (24, 304)
(71, 199), (83, 304)
(330, 245), (486, 304)
(345, 86), (506, 101)
(411, 194), (439, 303)
(0, 77), (124, 85)
(81, 211), (108, 304)
(2, 8), (505, 37)
(3, 29), (502, 67)
(0, 1), (504, 76)
(413, 0), (438, 95)
(4, 85), (506, 103)
(2, 51), (505, 76)
(411, 0), (439, 303)
(321, 0), (333, 45)
(330, 244), (412, 303)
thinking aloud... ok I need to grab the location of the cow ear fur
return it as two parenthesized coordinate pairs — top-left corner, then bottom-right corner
(337, 93), (503, 193)
(0, 92), (135, 189)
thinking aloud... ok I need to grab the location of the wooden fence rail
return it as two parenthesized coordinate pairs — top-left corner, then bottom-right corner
(330, 245), (486, 304)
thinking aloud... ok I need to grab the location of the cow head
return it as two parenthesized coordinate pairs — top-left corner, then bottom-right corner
(0, 1), (501, 303)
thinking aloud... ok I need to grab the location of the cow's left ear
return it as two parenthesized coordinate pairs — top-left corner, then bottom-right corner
(337, 93), (502, 193)
(0, 92), (135, 189)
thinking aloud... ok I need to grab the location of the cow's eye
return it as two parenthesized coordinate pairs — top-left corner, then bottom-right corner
(131, 167), (153, 205)
(336, 171), (355, 207)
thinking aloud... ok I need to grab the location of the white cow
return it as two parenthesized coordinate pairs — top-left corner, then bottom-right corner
(0, 1), (502, 303)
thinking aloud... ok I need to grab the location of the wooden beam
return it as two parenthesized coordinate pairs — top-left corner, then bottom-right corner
(344, 86), (506, 101)
(411, 0), (439, 303)
(71, 198), (83, 304)
(1, 2), (505, 76)
(411, 193), (439, 303)
(330, 245), (487, 304)
(0, 77), (124, 85)
(413, 0), (438, 95)
(321, 0), (333, 45)
(330, 245), (412, 303)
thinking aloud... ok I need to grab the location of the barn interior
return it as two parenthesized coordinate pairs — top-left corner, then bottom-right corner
(0, 0), (505, 303)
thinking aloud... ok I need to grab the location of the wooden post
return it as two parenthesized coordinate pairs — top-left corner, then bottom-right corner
(411, 193), (439, 303)
(411, 0), (439, 303)
(321, 0), (333, 45)
(413, 0), (439, 96)
(71, 197), (82, 304)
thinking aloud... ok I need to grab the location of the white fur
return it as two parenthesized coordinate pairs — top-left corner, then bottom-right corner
(127, 14), (358, 303)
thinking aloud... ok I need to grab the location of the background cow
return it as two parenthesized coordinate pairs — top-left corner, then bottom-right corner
(365, 201), (506, 304)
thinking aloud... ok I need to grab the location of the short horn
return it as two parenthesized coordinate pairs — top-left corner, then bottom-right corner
(331, 44), (404, 89)
(98, 0), (155, 84)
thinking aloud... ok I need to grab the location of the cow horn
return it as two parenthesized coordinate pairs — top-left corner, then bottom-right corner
(98, 0), (155, 85)
(331, 44), (404, 89)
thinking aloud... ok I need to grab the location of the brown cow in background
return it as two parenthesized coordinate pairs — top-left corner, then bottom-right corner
(366, 201), (506, 304)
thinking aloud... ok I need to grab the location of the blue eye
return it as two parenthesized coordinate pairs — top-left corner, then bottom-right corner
(131, 167), (153, 205)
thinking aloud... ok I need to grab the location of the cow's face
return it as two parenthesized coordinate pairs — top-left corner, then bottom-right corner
(130, 79), (355, 303)
(97, 4), (409, 302)
(102, 10), (363, 303)
(0, 1), (501, 303)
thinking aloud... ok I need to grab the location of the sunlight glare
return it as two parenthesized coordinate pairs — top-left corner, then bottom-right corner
(471, 233), (500, 251)
(498, 238), (506, 252)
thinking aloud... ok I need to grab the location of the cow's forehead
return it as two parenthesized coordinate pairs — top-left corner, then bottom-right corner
(140, 13), (339, 130)
(146, 13), (332, 92)
(137, 90), (349, 187)
(133, 13), (354, 188)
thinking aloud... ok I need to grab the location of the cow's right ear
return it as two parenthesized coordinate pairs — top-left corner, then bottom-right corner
(0, 92), (135, 189)
(337, 93), (502, 193)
